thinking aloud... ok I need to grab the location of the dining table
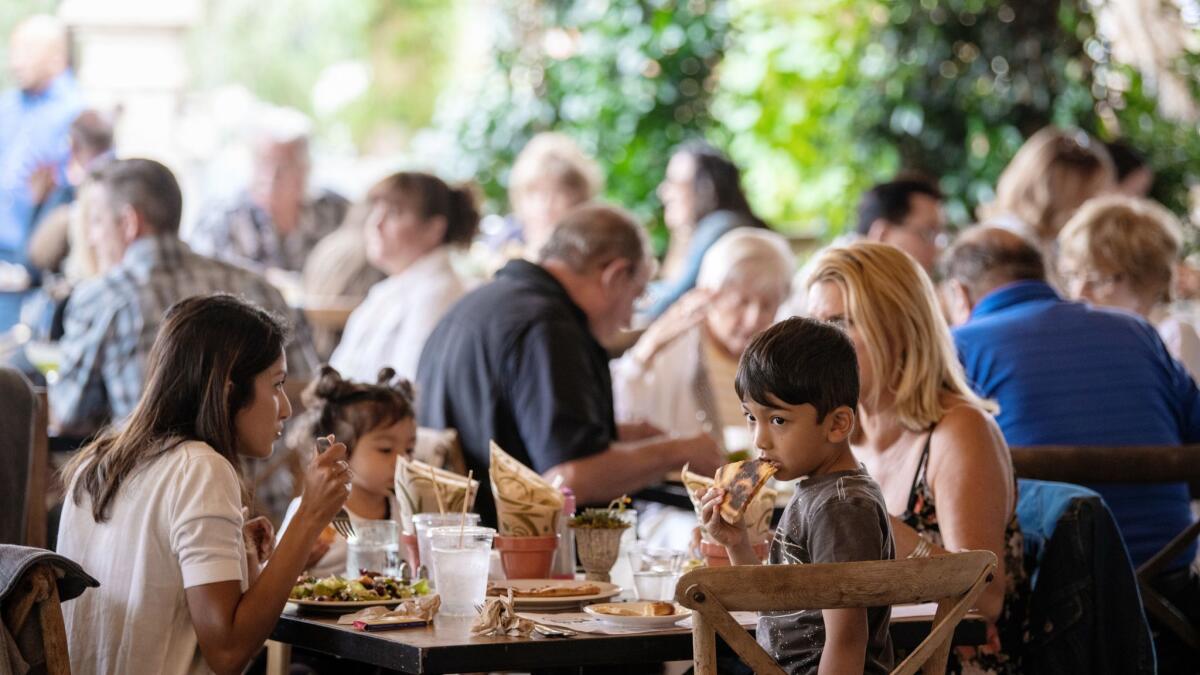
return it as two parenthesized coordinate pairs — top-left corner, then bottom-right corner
(269, 602), (986, 674)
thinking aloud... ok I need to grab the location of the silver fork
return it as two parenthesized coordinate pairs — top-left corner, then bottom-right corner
(316, 437), (355, 540)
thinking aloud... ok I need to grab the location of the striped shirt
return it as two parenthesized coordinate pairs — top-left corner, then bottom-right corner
(953, 280), (1200, 569)
(51, 235), (318, 436)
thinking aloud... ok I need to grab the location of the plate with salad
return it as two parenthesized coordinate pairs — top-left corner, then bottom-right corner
(288, 571), (431, 612)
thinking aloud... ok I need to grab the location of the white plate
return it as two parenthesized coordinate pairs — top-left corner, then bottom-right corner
(486, 579), (621, 609)
(584, 602), (691, 628)
(287, 598), (406, 614)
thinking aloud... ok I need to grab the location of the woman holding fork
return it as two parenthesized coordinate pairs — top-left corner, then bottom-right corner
(57, 293), (351, 675)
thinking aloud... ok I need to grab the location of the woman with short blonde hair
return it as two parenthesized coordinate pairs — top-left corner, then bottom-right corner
(1058, 195), (1200, 380)
(508, 132), (604, 255)
(617, 228), (795, 438)
(807, 242), (1027, 674)
(982, 127), (1116, 241)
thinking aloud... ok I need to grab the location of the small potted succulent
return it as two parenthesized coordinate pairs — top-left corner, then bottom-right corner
(569, 497), (632, 582)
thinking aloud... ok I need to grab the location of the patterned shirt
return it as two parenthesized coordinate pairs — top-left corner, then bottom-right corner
(187, 189), (348, 272)
(758, 467), (894, 675)
(51, 235), (318, 436)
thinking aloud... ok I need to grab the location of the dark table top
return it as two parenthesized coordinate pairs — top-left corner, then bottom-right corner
(272, 605), (986, 674)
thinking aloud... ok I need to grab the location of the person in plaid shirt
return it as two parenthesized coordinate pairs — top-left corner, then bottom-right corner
(51, 158), (318, 439)
(185, 110), (347, 274)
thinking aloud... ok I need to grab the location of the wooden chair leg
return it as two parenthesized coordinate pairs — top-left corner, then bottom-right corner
(36, 567), (71, 675)
(266, 640), (292, 675)
(920, 598), (953, 675)
(1139, 582), (1200, 651)
(691, 612), (718, 675)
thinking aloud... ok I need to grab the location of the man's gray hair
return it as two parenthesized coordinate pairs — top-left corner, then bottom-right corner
(538, 204), (650, 273)
(939, 225), (1046, 297)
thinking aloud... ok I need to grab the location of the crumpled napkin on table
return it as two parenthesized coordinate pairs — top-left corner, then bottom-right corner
(470, 591), (534, 637)
(336, 595), (442, 625)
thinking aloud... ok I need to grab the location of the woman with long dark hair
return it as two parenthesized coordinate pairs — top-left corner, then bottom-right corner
(57, 293), (350, 675)
(645, 141), (768, 319)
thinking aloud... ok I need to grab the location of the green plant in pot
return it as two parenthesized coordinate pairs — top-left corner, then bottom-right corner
(569, 497), (632, 583)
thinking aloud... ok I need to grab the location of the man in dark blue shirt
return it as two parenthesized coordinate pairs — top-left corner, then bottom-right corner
(417, 204), (725, 526)
(941, 225), (1199, 620)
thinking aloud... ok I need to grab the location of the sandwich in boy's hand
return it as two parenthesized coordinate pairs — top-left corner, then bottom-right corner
(714, 458), (778, 525)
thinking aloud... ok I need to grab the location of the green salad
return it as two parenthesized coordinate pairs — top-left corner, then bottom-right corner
(289, 571), (431, 602)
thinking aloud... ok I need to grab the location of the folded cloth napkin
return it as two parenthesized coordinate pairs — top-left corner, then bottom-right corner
(489, 441), (564, 536)
(471, 591), (533, 637)
(336, 594), (441, 625)
(395, 458), (480, 532)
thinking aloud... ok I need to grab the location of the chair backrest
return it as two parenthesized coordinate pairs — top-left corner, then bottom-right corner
(0, 368), (38, 546)
(414, 427), (467, 475)
(676, 550), (997, 675)
(1012, 445), (1200, 652)
(1010, 444), (1200, 483)
(1, 562), (72, 674)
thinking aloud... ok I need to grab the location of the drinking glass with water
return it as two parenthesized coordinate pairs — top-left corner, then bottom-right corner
(345, 520), (402, 578)
(430, 526), (495, 616)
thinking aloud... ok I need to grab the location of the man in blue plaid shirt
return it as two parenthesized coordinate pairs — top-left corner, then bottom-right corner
(50, 158), (318, 438)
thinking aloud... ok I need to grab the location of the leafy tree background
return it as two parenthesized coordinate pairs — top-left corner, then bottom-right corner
(716, 0), (1200, 236)
(433, 0), (733, 241)
(4, 0), (1196, 244)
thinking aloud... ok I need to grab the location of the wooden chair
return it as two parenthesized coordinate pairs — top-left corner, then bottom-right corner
(414, 427), (468, 475)
(676, 550), (997, 675)
(25, 388), (50, 549)
(2, 562), (71, 674)
(1011, 444), (1200, 651)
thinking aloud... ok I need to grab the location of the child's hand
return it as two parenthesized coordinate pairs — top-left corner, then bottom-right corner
(697, 487), (750, 550)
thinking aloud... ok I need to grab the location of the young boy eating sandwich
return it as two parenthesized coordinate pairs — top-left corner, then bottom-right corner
(698, 316), (895, 674)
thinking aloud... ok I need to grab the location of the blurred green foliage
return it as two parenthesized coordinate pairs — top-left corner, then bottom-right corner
(716, 0), (1200, 236)
(435, 0), (732, 229)
(190, 0), (453, 148)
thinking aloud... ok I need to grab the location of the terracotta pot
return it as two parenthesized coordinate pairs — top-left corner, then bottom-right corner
(400, 532), (421, 570)
(573, 527), (626, 582)
(700, 540), (770, 567)
(494, 534), (559, 579)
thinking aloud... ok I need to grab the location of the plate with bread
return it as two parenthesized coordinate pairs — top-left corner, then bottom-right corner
(485, 579), (621, 609)
(584, 601), (691, 628)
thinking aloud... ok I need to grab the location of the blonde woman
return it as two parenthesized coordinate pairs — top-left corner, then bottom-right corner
(1058, 195), (1200, 381)
(503, 132), (603, 257)
(806, 242), (1027, 674)
(980, 127), (1116, 276)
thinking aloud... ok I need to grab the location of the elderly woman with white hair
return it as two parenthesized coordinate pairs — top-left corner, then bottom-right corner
(614, 227), (793, 548)
(614, 227), (795, 446)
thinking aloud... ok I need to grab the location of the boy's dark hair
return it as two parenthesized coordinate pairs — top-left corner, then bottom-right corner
(735, 317), (859, 422)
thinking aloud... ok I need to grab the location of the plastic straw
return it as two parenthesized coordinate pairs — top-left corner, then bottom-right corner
(458, 470), (473, 548)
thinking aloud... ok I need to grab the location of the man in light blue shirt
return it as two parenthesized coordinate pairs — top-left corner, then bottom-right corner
(0, 15), (82, 329)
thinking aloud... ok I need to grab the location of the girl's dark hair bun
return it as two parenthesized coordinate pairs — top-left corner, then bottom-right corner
(304, 365), (357, 407)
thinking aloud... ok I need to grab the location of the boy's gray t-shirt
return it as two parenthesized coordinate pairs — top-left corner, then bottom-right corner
(757, 467), (895, 674)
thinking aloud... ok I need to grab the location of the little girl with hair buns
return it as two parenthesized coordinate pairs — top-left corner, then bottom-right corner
(278, 365), (417, 577)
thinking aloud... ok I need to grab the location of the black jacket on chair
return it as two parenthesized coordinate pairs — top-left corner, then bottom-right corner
(1018, 479), (1156, 674)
